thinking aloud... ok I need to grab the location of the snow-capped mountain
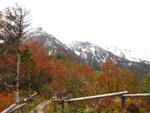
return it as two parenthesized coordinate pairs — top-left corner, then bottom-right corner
(69, 41), (127, 69)
(69, 41), (150, 75)
(69, 41), (121, 69)
(104, 46), (150, 64)
(27, 29), (150, 75)
(28, 28), (78, 57)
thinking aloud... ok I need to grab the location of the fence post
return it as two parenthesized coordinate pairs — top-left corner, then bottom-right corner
(52, 91), (57, 112)
(68, 94), (72, 113)
(20, 98), (26, 113)
(60, 91), (65, 113)
(61, 100), (65, 113)
(121, 96), (126, 113)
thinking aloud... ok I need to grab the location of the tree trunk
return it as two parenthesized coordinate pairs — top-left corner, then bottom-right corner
(15, 47), (20, 103)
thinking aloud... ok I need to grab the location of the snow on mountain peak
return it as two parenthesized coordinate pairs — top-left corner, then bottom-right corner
(104, 45), (150, 64)
(69, 41), (115, 65)
(69, 41), (150, 65)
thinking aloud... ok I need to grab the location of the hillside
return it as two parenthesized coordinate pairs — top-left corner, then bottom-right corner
(27, 30), (150, 75)
(28, 28), (81, 62)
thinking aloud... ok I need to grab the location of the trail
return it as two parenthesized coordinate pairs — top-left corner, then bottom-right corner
(30, 100), (50, 113)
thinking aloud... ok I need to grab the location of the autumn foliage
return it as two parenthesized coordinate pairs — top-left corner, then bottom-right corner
(1, 37), (149, 112)
(0, 38), (149, 112)
(0, 91), (14, 111)
(0, 4), (150, 113)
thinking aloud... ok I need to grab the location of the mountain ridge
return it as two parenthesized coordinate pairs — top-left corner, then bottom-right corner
(104, 45), (150, 64)
(28, 29), (150, 75)
(69, 41), (150, 75)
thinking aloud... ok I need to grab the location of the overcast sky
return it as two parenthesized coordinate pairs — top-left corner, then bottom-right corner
(1, 0), (150, 49)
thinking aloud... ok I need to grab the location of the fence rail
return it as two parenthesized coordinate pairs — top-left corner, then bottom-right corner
(121, 93), (150, 112)
(9, 103), (26, 113)
(24, 92), (38, 102)
(122, 93), (150, 97)
(1, 104), (17, 113)
(1, 92), (37, 113)
(65, 91), (127, 102)
(52, 91), (150, 113)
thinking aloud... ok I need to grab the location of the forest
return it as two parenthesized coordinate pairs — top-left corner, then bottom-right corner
(0, 5), (150, 113)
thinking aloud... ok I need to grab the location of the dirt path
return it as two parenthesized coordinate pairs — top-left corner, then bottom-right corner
(30, 100), (51, 113)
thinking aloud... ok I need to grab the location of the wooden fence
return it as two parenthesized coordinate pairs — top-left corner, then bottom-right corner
(1, 92), (37, 113)
(121, 93), (150, 112)
(2, 91), (150, 113)
(52, 91), (150, 113)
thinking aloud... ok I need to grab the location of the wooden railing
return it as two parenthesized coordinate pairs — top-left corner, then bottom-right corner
(1, 92), (37, 113)
(121, 93), (150, 112)
(65, 91), (128, 102)
(52, 91), (150, 113)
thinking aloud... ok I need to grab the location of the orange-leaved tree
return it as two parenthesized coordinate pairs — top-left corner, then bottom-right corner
(0, 91), (14, 112)
(99, 59), (120, 93)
